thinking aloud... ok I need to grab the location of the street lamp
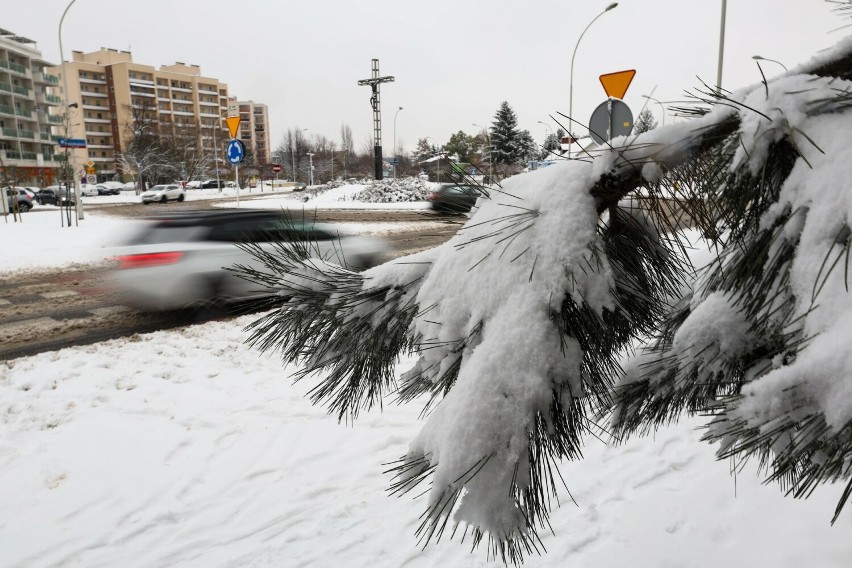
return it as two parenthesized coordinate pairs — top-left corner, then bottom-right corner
(752, 54), (788, 72)
(641, 95), (666, 126)
(292, 128), (307, 182)
(717, 0), (727, 93)
(306, 152), (315, 186)
(393, 106), (403, 178)
(568, 2), (618, 159)
(472, 123), (493, 182)
(59, 0), (83, 223)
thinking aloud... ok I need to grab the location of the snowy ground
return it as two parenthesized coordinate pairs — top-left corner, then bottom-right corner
(1, 206), (851, 566)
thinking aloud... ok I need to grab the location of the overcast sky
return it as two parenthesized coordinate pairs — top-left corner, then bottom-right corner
(5, 1), (844, 155)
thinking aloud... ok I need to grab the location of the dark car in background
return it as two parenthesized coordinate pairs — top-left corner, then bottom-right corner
(200, 179), (224, 189)
(427, 183), (485, 214)
(37, 186), (76, 206)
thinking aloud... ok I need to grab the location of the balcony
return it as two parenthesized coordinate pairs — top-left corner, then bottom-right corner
(80, 89), (108, 98)
(9, 62), (27, 74)
(0, 82), (11, 92)
(0, 104), (12, 115)
(79, 77), (107, 85)
(12, 85), (28, 96)
(82, 104), (110, 111)
(2, 127), (18, 137)
(48, 115), (63, 123)
(40, 132), (53, 141)
(18, 130), (36, 139)
(15, 108), (32, 118)
(45, 94), (62, 104)
(4, 150), (21, 159)
(0, 60), (7, 70)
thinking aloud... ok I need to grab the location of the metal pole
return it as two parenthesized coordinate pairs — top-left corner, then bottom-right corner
(213, 118), (221, 192)
(717, 0), (727, 93)
(569, 2), (618, 159)
(235, 163), (239, 207)
(59, 0), (83, 223)
(393, 106), (403, 178)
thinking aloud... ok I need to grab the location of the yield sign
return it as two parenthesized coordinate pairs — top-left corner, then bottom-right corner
(599, 69), (636, 100)
(225, 115), (241, 139)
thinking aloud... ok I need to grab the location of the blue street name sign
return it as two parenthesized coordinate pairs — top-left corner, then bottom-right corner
(226, 139), (245, 165)
(57, 137), (87, 149)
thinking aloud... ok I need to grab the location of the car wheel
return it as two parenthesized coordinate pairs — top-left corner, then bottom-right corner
(177, 193), (185, 202)
(19, 203), (32, 212)
(160, 195), (167, 203)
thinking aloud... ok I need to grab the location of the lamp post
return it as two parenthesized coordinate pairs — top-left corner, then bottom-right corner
(393, 106), (403, 178)
(306, 152), (315, 186)
(472, 123), (493, 183)
(292, 128), (307, 183)
(59, 0), (83, 222)
(752, 54), (788, 72)
(641, 95), (666, 126)
(569, 2), (618, 159)
(717, 0), (727, 93)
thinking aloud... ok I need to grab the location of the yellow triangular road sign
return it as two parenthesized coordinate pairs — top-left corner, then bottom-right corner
(599, 69), (636, 100)
(225, 115), (241, 139)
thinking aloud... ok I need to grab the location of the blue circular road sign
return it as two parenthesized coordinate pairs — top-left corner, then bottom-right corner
(226, 139), (245, 165)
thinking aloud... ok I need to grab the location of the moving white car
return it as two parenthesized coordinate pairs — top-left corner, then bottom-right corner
(141, 184), (185, 204)
(110, 209), (389, 311)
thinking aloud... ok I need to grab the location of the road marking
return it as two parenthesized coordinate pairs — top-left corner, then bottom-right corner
(41, 290), (81, 299)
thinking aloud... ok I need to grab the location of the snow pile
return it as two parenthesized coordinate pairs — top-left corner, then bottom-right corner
(353, 177), (433, 203)
(290, 177), (434, 204)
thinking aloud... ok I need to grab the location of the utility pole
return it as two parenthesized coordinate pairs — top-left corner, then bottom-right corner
(306, 152), (315, 186)
(357, 59), (394, 180)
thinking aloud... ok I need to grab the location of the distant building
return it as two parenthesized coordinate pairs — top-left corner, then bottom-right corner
(49, 48), (232, 182)
(0, 28), (62, 186)
(237, 101), (270, 164)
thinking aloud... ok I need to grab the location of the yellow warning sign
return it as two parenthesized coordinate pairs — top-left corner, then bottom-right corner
(225, 116), (241, 139)
(599, 69), (636, 100)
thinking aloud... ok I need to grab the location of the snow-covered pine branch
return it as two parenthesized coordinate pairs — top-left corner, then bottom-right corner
(239, 35), (852, 564)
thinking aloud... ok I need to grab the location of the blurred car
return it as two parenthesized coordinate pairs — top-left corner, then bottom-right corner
(40, 185), (79, 206)
(79, 184), (99, 197)
(95, 184), (121, 196)
(185, 180), (203, 190)
(427, 183), (485, 213)
(292, 182), (307, 191)
(141, 184), (185, 204)
(3, 187), (34, 212)
(99, 181), (124, 194)
(110, 209), (389, 311)
(199, 179), (223, 189)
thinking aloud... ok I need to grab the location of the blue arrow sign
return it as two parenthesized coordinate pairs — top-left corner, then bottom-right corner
(226, 139), (245, 165)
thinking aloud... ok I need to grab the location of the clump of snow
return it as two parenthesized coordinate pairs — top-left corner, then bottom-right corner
(288, 177), (436, 205)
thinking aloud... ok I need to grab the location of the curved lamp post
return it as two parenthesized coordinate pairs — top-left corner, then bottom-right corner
(569, 2), (618, 159)
(641, 95), (666, 126)
(59, 0), (83, 222)
(393, 106), (403, 178)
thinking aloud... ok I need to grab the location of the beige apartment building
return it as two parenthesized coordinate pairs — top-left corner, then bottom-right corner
(49, 48), (235, 182)
(237, 101), (270, 164)
(0, 28), (62, 186)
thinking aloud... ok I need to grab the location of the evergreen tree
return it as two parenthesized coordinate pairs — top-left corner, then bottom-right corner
(515, 129), (538, 163)
(411, 137), (435, 165)
(633, 108), (658, 134)
(444, 131), (476, 162)
(490, 101), (521, 164)
(236, 14), (852, 566)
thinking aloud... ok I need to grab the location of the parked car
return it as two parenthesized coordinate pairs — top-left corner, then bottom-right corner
(39, 185), (77, 206)
(185, 180), (203, 190)
(95, 184), (121, 196)
(200, 179), (224, 189)
(75, 184), (98, 197)
(100, 181), (124, 194)
(3, 187), (34, 212)
(427, 183), (486, 213)
(141, 184), (185, 204)
(110, 209), (390, 311)
(292, 182), (307, 192)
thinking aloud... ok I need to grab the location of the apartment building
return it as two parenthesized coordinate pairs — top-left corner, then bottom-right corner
(0, 28), (61, 186)
(238, 101), (270, 164)
(49, 48), (233, 182)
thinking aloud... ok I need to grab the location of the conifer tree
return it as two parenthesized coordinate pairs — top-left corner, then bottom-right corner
(237, 10), (852, 564)
(633, 107), (658, 133)
(490, 101), (521, 164)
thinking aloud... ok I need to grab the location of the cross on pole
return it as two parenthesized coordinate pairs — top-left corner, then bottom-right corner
(358, 59), (394, 180)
